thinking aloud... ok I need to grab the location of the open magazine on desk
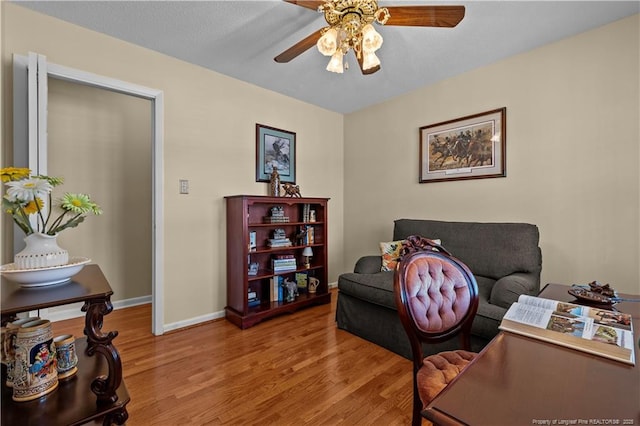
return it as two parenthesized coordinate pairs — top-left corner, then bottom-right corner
(499, 295), (635, 365)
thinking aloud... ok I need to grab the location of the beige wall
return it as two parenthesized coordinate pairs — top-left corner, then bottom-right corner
(344, 14), (640, 294)
(1, 3), (345, 325)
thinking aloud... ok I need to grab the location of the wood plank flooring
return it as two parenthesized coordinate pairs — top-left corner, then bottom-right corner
(51, 289), (415, 425)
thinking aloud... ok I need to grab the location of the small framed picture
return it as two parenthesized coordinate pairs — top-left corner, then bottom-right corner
(256, 123), (296, 183)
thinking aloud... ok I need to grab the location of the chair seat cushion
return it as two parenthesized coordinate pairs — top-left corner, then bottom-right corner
(417, 350), (477, 406)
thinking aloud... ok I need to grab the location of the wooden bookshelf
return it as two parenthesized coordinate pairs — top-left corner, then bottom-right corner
(224, 195), (331, 329)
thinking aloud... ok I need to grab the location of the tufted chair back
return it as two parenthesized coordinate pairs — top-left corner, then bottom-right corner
(394, 239), (479, 426)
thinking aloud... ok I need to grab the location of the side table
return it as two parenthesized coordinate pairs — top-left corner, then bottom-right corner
(1, 264), (130, 425)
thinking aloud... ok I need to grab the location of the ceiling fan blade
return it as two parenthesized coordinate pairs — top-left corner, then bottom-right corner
(274, 29), (323, 63)
(384, 6), (465, 27)
(284, 0), (324, 11)
(356, 52), (381, 75)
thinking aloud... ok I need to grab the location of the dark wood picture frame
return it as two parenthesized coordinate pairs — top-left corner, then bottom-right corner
(419, 108), (506, 183)
(256, 123), (296, 183)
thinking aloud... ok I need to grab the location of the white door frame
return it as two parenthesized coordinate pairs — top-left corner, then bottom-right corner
(14, 53), (165, 335)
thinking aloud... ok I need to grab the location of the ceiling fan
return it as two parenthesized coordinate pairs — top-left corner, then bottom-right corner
(274, 0), (465, 75)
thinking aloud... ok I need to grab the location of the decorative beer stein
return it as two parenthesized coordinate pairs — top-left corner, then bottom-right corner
(53, 334), (78, 380)
(2, 317), (40, 388)
(12, 319), (59, 402)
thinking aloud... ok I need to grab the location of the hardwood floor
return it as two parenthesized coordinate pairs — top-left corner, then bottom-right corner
(51, 289), (415, 425)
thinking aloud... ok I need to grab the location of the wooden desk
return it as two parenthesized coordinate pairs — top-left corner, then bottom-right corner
(423, 283), (640, 426)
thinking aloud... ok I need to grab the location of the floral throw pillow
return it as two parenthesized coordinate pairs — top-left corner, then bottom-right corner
(380, 237), (443, 272)
(380, 240), (405, 272)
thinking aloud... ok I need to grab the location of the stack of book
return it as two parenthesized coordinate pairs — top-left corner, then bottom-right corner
(265, 206), (289, 223)
(268, 228), (292, 248)
(247, 289), (260, 307)
(268, 237), (292, 248)
(272, 254), (296, 272)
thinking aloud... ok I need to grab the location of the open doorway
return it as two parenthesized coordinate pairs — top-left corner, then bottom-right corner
(13, 53), (165, 334)
(48, 78), (153, 308)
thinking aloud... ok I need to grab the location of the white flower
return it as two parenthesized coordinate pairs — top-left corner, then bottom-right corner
(5, 178), (52, 202)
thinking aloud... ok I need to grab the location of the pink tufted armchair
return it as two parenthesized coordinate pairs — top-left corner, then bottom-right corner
(394, 240), (479, 426)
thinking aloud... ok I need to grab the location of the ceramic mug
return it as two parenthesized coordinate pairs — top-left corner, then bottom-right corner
(53, 334), (78, 379)
(308, 277), (320, 294)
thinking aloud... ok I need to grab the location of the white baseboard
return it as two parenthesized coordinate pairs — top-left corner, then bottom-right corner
(163, 310), (226, 333)
(46, 295), (152, 323)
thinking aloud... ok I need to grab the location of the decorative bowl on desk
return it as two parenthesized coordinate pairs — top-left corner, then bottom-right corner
(0, 257), (91, 288)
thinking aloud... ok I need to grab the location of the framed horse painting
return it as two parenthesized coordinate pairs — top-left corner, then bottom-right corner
(419, 108), (506, 183)
(256, 123), (296, 183)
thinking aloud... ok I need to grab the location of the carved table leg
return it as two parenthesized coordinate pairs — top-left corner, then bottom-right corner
(103, 406), (129, 425)
(82, 296), (122, 404)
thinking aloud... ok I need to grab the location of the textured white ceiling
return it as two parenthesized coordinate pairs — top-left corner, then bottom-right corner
(13, 1), (640, 114)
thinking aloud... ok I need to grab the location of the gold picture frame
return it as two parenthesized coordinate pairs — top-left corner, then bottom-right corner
(419, 108), (506, 183)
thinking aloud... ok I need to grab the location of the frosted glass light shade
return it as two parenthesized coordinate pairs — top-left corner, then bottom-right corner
(326, 51), (344, 73)
(362, 51), (380, 70)
(317, 28), (338, 56)
(302, 247), (314, 257)
(362, 24), (383, 53)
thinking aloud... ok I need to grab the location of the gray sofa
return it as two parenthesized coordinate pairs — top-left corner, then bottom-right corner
(336, 219), (542, 359)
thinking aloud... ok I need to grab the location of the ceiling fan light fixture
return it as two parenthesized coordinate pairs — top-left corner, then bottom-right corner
(317, 27), (339, 56)
(362, 24), (383, 53)
(326, 50), (344, 73)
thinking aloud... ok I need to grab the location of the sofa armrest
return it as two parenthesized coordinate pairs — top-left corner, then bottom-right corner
(490, 272), (540, 309)
(354, 256), (382, 273)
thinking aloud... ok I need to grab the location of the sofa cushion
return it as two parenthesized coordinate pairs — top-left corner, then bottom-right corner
(338, 271), (396, 310)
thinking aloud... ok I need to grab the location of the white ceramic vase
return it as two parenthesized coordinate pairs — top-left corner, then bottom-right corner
(14, 232), (69, 270)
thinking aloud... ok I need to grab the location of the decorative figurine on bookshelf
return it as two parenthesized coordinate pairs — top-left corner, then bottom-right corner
(269, 166), (281, 197)
(284, 278), (298, 302)
(248, 262), (259, 276)
(308, 277), (320, 294)
(282, 183), (301, 197)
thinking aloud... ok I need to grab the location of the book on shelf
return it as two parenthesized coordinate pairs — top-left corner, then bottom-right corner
(249, 231), (257, 251)
(270, 276), (284, 302)
(295, 272), (308, 293)
(499, 294), (635, 365)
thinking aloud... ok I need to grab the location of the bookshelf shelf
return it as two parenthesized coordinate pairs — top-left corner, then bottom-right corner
(224, 195), (330, 329)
